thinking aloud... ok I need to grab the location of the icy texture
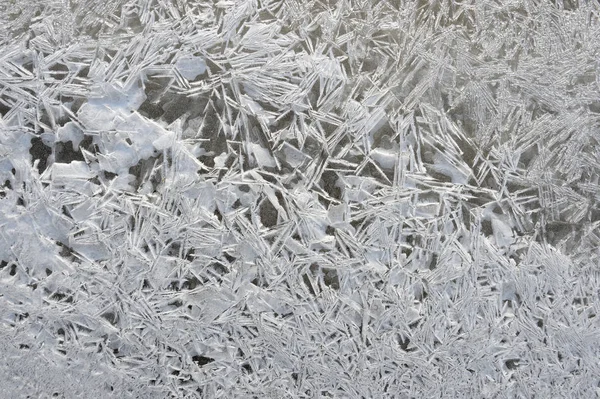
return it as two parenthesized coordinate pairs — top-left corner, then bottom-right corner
(1, 0), (600, 398)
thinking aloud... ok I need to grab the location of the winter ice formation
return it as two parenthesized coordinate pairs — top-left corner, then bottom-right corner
(1, 0), (600, 398)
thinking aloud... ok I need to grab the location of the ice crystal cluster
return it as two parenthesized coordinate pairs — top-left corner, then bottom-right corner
(1, 0), (600, 398)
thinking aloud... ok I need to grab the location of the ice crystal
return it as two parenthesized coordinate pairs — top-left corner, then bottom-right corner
(1, 0), (600, 397)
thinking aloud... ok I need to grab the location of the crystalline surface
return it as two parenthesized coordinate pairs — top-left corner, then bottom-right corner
(1, 0), (600, 397)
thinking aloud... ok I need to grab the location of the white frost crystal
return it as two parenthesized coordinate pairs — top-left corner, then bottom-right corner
(1, 0), (600, 398)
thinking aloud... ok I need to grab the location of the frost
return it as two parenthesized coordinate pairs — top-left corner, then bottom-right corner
(2, 0), (600, 397)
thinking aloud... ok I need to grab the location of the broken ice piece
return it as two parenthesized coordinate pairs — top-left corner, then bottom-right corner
(371, 148), (398, 170)
(491, 216), (516, 249)
(69, 199), (95, 222)
(309, 235), (335, 251)
(214, 152), (229, 168)
(175, 55), (207, 80)
(240, 94), (263, 115)
(182, 181), (216, 210)
(152, 131), (175, 151)
(327, 203), (348, 227)
(406, 305), (421, 324)
(88, 80), (146, 112)
(56, 122), (85, 149)
(278, 142), (311, 168)
(431, 152), (469, 184)
(96, 142), (138, 174)
(249, 143), (276, 168)
(109, 174), (137, 191)
(52, 161), (94, 180)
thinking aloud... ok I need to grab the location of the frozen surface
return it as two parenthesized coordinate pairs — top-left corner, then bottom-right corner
(1, 0), (600, 398)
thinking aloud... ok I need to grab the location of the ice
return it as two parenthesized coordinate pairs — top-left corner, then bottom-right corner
(2, 0), (600, 397)
(56, 122), (85, 149)
(174, 55), (206, 81)
(431, 151), (470, 185)
(327, 203), (348, 227)
(370, 148), (399, 170)
(151, 131), (175, 151)
(52, 161), (94, 181)
(249, 143), (276, 168)
(87, 80), (146, 112)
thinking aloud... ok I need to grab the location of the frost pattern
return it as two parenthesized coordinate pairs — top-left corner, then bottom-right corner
(1, 0), (600, 398)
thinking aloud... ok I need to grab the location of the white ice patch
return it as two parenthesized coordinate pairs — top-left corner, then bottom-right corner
(174, 55), (207, 80)
(279, 142), (311, 167)
(88, 80), (146, 112)
(56, 122), (85, 148)
(249, 143), (276, 168)
(52, 161), (94, 180)
(371, 148), (399, 170)
(431, 152), (469, 184)
(77, 103), (172, 175)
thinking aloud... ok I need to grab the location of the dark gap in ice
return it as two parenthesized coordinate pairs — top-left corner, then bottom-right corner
(50, 291), (73, 303)
(537, 319), (544, 328)
(76, 66), (89, 78)
(167, 281), (181, 291)
(198, 155), (215, 168)
(322, 268), (339, 290)
(184, 248), (195, 261)
(55, 141), (85, 163)
(138, 100), (164, 120)
(169, 300), (183, 308)
(260, 199), (278, 227)
(222, 252), (235, 263)
(163, 96), (193, 124)
(0, 100), (11, 117)
(505, 359), (520, 370)
(321, 170), (341, 199)
(49, 63), (69, 79)
(302, 274), (316, 296)
(211, 262), (228, 275)
(57, 242), (75, 259)
(70, 98), (86, 113)
(100, 311), (118, 326)
(104, 171), (117, 180)
(241, 363), (252, 374)
(29, 136), (52, 174)
(22, 62), (33, 73)
(481, 219), (493, 236)
(428, 254), (438, 271)
(373, 120), (396, 147)
(192, 355), (214, 367)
